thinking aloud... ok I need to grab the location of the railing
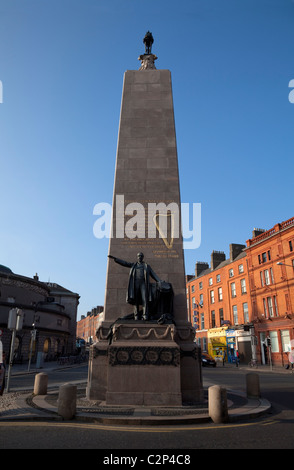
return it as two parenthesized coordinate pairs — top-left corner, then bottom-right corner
(247, 216), (294, 246)
(57, 354), (88, 365)
(281, 217), (294, 229)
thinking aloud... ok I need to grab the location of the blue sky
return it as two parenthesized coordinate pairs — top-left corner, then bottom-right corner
(0, 0), (294, 320)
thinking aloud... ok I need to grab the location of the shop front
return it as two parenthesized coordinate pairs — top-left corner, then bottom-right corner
(226, 326), (253, 364)
(226, 329), (237, 363)
(207, 327), (228, 363)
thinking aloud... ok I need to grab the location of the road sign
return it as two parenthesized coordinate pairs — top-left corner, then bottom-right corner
(7, 308), (23, 330)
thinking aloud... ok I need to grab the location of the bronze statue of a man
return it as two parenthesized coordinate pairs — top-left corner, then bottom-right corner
(108, 252), (161, 321)
(143, 31), (154, 55)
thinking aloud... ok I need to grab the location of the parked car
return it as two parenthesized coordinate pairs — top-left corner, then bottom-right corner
(201, 352), (216, 367)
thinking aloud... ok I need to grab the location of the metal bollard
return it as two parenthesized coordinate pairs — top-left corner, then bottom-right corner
(208, 385), (229, 423)
(34, 372), (48, 395)
(246, 373), (260, 399)
(58, 383), (77, 420)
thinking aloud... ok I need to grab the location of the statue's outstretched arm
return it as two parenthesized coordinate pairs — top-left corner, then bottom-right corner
(108, 255), (132, 268)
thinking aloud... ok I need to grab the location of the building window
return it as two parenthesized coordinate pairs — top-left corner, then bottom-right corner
(243, 302), (249, 323)
(200, 313), (205, 330)
(199, 281), (203, 290)
(216, 274), (221, 283)
(270, 268), (274, 284)
(240, 278), (247, 294)
(219, 308), (224, 325)
(218, 287), (223, 301)
(210, 290), (215, 304)
(229, 269), (234, 278)
(7, 297), (15, 303)
(192, 297), (196, 308)
(192, 311), (198, 329)
(264, 269), (270, 285)
(274, 296), (279, 316)
(263, 298), (268, 317)
(289, 240), (293, 252)
(199, 294), (203, 305)
(238, 264), (244, 274)
(209, 277), (213, 286)
(211, 310), (216, 328)
(259, 251), (271, 264)
(260, 271), (264, 287)
(191, 285), (195, 293)
(231, 282), (236, 298)
(281, 330), (291, 352)
(269, 331), (279, 353)
(203, 337), (207, 352)
(233, 305), (238, 324)
(267, 297), (274, 317)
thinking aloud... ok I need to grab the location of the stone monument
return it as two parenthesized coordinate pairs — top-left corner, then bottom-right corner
(87, 33), (203, 406)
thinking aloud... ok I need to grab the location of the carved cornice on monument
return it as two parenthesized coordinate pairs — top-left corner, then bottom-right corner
(109, 346), (180, 367)
(138, 54), (157, 70)
(174, 324), (196, 343)
(112, 323), (175, 342)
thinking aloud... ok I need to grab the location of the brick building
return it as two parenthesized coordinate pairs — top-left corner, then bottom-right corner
(245, 217), (294, 367)
(186, 244), (252, 364)
(186, 216), (294, 367)
(76, 306), (104, 345)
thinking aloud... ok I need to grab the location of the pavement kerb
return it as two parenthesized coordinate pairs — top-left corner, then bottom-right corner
(0, 391), (271, 425)
(228, 397), (271, 422)
(1, 361), (273, 425)
(27, 389), (271, 426)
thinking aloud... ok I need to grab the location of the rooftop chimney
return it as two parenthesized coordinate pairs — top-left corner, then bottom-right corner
(195, 262), (209, 278)
(252, 228), (265, 238)
(230, 243), (246, 262)
(211, 251), (226, 270)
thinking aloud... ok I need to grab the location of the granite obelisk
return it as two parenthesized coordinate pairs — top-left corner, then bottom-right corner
(87, 34), (203, 405)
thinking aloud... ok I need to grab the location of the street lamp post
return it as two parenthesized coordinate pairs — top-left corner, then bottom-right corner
(277, 262), (294, 268)
(6, 308), (23, 392)
(27, 299), (65, 371)
(27, 322), (37, 372)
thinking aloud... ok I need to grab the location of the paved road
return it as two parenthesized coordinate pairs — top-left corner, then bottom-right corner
(1, 365), (294, 450)
(6, 363), (88, 391)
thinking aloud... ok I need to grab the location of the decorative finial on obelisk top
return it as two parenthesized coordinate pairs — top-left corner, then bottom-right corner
(138, 31), (157, 70)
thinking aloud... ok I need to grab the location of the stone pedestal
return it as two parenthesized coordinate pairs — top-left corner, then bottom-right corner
(87, 320), (203, 406)
(107, 322), (181, 406)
